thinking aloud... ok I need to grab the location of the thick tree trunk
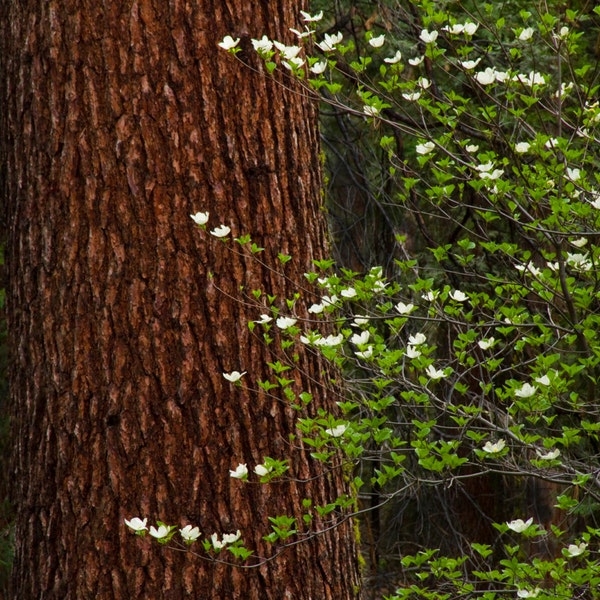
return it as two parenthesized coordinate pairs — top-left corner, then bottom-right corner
(1, 1), (361, 598)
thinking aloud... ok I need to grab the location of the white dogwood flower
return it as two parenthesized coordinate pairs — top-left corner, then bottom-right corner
(218, 36), (240, 50)
(300, 10), (323, 22)
(317, 32), (343, 52)
(290, 27), (315, 39)
(353, 315), (370, 326)
(369, 34), (385, 48)
(449, 290), (468, 302)
(322, 295), (338, 307)
(276, 316), (297, 329)
(567, 252), (591, 270)
(310, 60), (327, 75)
(180, 525), (201, 542)
(513, 71), (545, 86)
(282, 57), (305, 70)
(515, 383), (537, 398)
(254, 464), (273, 477)
(355, 346), (373, 359)
(478, 338), (495, 350)
(475, 67), (498, 85)
(460, 58), (481, 70)
(565, 542), (587, 557)
(444, 23), (465, 35)
(149, 525), (170, 539)
(536, 448), (560, 460)
(350, 331), (370, 346)
(325, 424), (348, 437)
(480, 169), (504, 180)
(482, 439), (506, 453)
(507, 517), (533, 532)
(274, 41), (302, 60)
(426, 365), (447, 380)
(384, 50), (402, 64)
(125, 517), (148, 532)
(517, 589), (540, 598)
(416, 141), (435, 155)
(515, 263), (541, 277)
(518, 27), (534, 41)
(419, 29), (438, 44)
(395, 302), (415, 315)
(251, 36), (273, 54)
(402, 91), (421, 102)
(314, 334), (344, 347)
(476, 161), (493, 173)
(230, 463), (249, 479)
(555, 81), (574, 98)
(222, 531), (242, 544)
(210, 225), (231, 237)
(409, 332), (427, 345)
(405, 345), (421, 359)
(190, 211), (209, 225)
(535, 374), (551, 386)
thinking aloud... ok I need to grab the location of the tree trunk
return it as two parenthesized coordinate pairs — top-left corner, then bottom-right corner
(1, 1), (361, 598)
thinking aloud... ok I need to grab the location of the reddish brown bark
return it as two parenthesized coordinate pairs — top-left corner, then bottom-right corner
(1, 1), (361, 597)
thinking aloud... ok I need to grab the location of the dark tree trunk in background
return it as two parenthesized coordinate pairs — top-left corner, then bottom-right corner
(1, 0), (361, 597)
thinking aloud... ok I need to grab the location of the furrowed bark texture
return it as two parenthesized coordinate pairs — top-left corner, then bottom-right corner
(1, 1), (361, 598)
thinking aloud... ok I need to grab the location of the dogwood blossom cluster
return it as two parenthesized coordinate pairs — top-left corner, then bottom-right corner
(443, 22), (479, 36)
(204, 8), (600, 593)
(210, 530), (241, 550)
(124, 518), (200, 544)
(190, 211), (232, 239)
(228, 457), (289, 481)
(125, 516), (244, 552)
